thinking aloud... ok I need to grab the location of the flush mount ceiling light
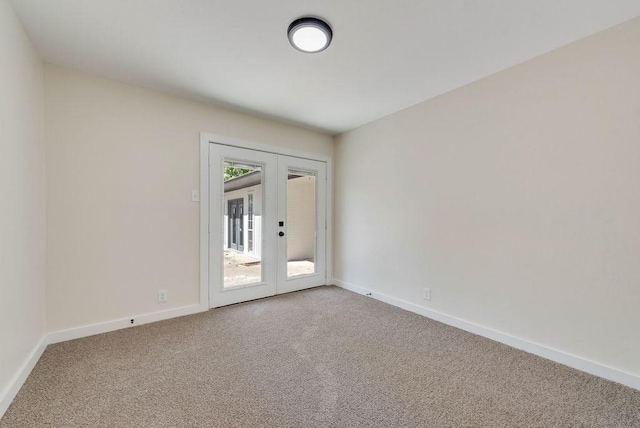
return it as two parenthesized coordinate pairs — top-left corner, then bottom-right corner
(288, 17), (332, 53)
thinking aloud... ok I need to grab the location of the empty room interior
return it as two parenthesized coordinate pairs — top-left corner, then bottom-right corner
(2, 0), (640, 426)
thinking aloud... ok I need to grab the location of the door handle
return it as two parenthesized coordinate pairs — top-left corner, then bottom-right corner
(279, 231), (285, 237)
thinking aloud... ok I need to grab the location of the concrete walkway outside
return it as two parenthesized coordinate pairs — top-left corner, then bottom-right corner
(224, 250), (314, 287)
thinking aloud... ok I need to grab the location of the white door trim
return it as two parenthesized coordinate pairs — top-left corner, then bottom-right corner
(200, 132), (333, 309)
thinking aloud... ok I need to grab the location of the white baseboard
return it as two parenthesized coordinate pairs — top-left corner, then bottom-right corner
(332, 279), (640, 391)
(0, 335), (48, 418)
(47, 303), (207, 344)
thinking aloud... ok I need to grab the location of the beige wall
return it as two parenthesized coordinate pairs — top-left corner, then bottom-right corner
(335, 17), (640, 376)
(0, 0), (46, 405)
(45, 65), (333, 332)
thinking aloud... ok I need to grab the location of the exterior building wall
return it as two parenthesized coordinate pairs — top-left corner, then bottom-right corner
(223, 176), (315, 262)
(224, 184), (263, 260)
(286, 176), (316, 262)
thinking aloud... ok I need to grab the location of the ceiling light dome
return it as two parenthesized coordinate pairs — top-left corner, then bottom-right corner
(288, 17), (332, 53)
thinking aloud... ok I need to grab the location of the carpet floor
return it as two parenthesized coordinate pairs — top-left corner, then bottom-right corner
(2, 286), (639, 427)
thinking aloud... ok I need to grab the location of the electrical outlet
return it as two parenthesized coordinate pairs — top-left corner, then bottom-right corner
(158, 289), (168, 303)
(423, 288), (431, 301)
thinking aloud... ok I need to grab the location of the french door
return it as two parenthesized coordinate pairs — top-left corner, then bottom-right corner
(209, 144), (327, 307)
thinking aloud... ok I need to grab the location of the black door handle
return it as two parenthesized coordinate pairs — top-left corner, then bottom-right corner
(279, 231), (285, 237)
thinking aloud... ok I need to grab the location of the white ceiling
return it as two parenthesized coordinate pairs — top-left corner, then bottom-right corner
(11, 1), (640, 134)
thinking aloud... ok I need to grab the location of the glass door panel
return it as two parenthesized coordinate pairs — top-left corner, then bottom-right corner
(286, 171), (316, 278)
(277, 156), (327, 293)
(209, 144), (277, 307)
(223, 168), (257, 288)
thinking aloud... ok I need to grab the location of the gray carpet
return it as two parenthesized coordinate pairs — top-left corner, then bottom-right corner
(2, 286), (639, 427)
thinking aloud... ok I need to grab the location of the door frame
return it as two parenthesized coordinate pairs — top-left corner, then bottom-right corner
(199, 132), (333, 309)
